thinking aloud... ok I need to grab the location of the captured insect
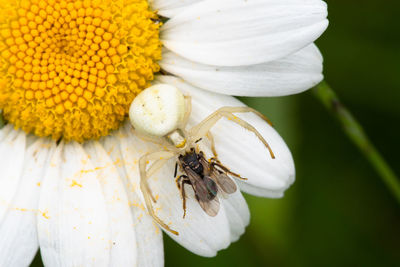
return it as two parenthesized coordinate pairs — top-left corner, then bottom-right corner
(129, 84), (275, 235)
(176, 147), (240, 219)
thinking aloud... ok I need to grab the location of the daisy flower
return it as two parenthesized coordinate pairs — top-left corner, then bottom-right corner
(0, 0), (328, 266)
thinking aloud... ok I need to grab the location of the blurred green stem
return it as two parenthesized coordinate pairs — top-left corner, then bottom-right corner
(313, 81), (400, 205)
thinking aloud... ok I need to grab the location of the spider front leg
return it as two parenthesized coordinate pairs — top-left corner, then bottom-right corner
(175, 175), (191, 219)
(181, 95), (192, 127)
(139, 150), (179, 235)
(206, 131), (218, 158)
(189, 106), (275, 159)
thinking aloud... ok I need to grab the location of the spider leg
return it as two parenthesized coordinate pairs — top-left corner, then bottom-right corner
(193, 131), (217, 157)
(133, 129), (165, 145)
(144, 155), (174, 202)
(181, 95), (192, 127)
(139, 151), (179, 235)
(146, 156), (175, 201)
(206, 131), (218, 158)
(189, 106), (275, 159)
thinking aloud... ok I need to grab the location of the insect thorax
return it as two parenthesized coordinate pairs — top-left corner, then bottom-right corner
(181, 151), (203, 175)
(165, 129), (187, 149)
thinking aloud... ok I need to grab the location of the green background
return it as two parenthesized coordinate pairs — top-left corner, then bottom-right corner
(31, 1), (400, 266)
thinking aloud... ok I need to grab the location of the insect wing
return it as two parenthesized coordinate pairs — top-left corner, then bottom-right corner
(184, 166), (220, 216)
(198, 154), (237, 195)
(211, 168), (237, 194)
(197, 194), (220, 217)
(203, 176), (218, 199)
(183, 166), (210, 202)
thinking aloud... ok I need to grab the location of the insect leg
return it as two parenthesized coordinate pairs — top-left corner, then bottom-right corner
(209, 156), (221, 164)
(210, 161), (248, 181)
(175, 174), (187, 189)
(139, 151), (179, 235)
(177, 176), (191, 219)
(174, 162), (178, 178)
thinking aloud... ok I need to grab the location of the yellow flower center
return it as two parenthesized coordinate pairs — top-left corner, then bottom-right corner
(0, 0), (161, 142)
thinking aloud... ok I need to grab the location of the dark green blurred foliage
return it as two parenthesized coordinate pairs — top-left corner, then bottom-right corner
(31, 1), (400, 266)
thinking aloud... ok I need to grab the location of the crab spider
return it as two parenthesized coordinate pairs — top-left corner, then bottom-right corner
(129, 84), (275, 235)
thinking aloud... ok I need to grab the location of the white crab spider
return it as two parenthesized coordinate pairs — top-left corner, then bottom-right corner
(129, 84), (275, 235)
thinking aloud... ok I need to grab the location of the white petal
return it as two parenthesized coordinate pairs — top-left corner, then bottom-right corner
(0, 124), (13, 141)
(150, 0), (202, 17)
(102, 134), (164, 267)
(38, 142), (111, 267)
(161, 0), (328, 66)
(223, 192), (250, 242)
(84, 141), (137, 266)
(0, 128), (26, 222)
(0, 139), (55, 267)
(156, 76), (295, 197)
(160, 44), (323, 96)
(116, 123), (247, 257)
(235, 180), (288, 198)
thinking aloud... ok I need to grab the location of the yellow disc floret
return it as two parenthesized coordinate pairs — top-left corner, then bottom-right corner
(0, 0), (161, 141)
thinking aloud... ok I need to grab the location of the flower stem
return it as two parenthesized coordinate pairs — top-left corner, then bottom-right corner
(312, 81), (400, 205)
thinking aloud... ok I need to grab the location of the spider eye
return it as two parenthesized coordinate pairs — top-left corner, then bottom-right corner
(129, 84), (186, 137)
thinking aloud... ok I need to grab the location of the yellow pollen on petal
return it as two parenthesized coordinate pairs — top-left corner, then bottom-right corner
(0, 0), (162, 142)
(42, 210), (50, 219)
(70, 179), (83, 187)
